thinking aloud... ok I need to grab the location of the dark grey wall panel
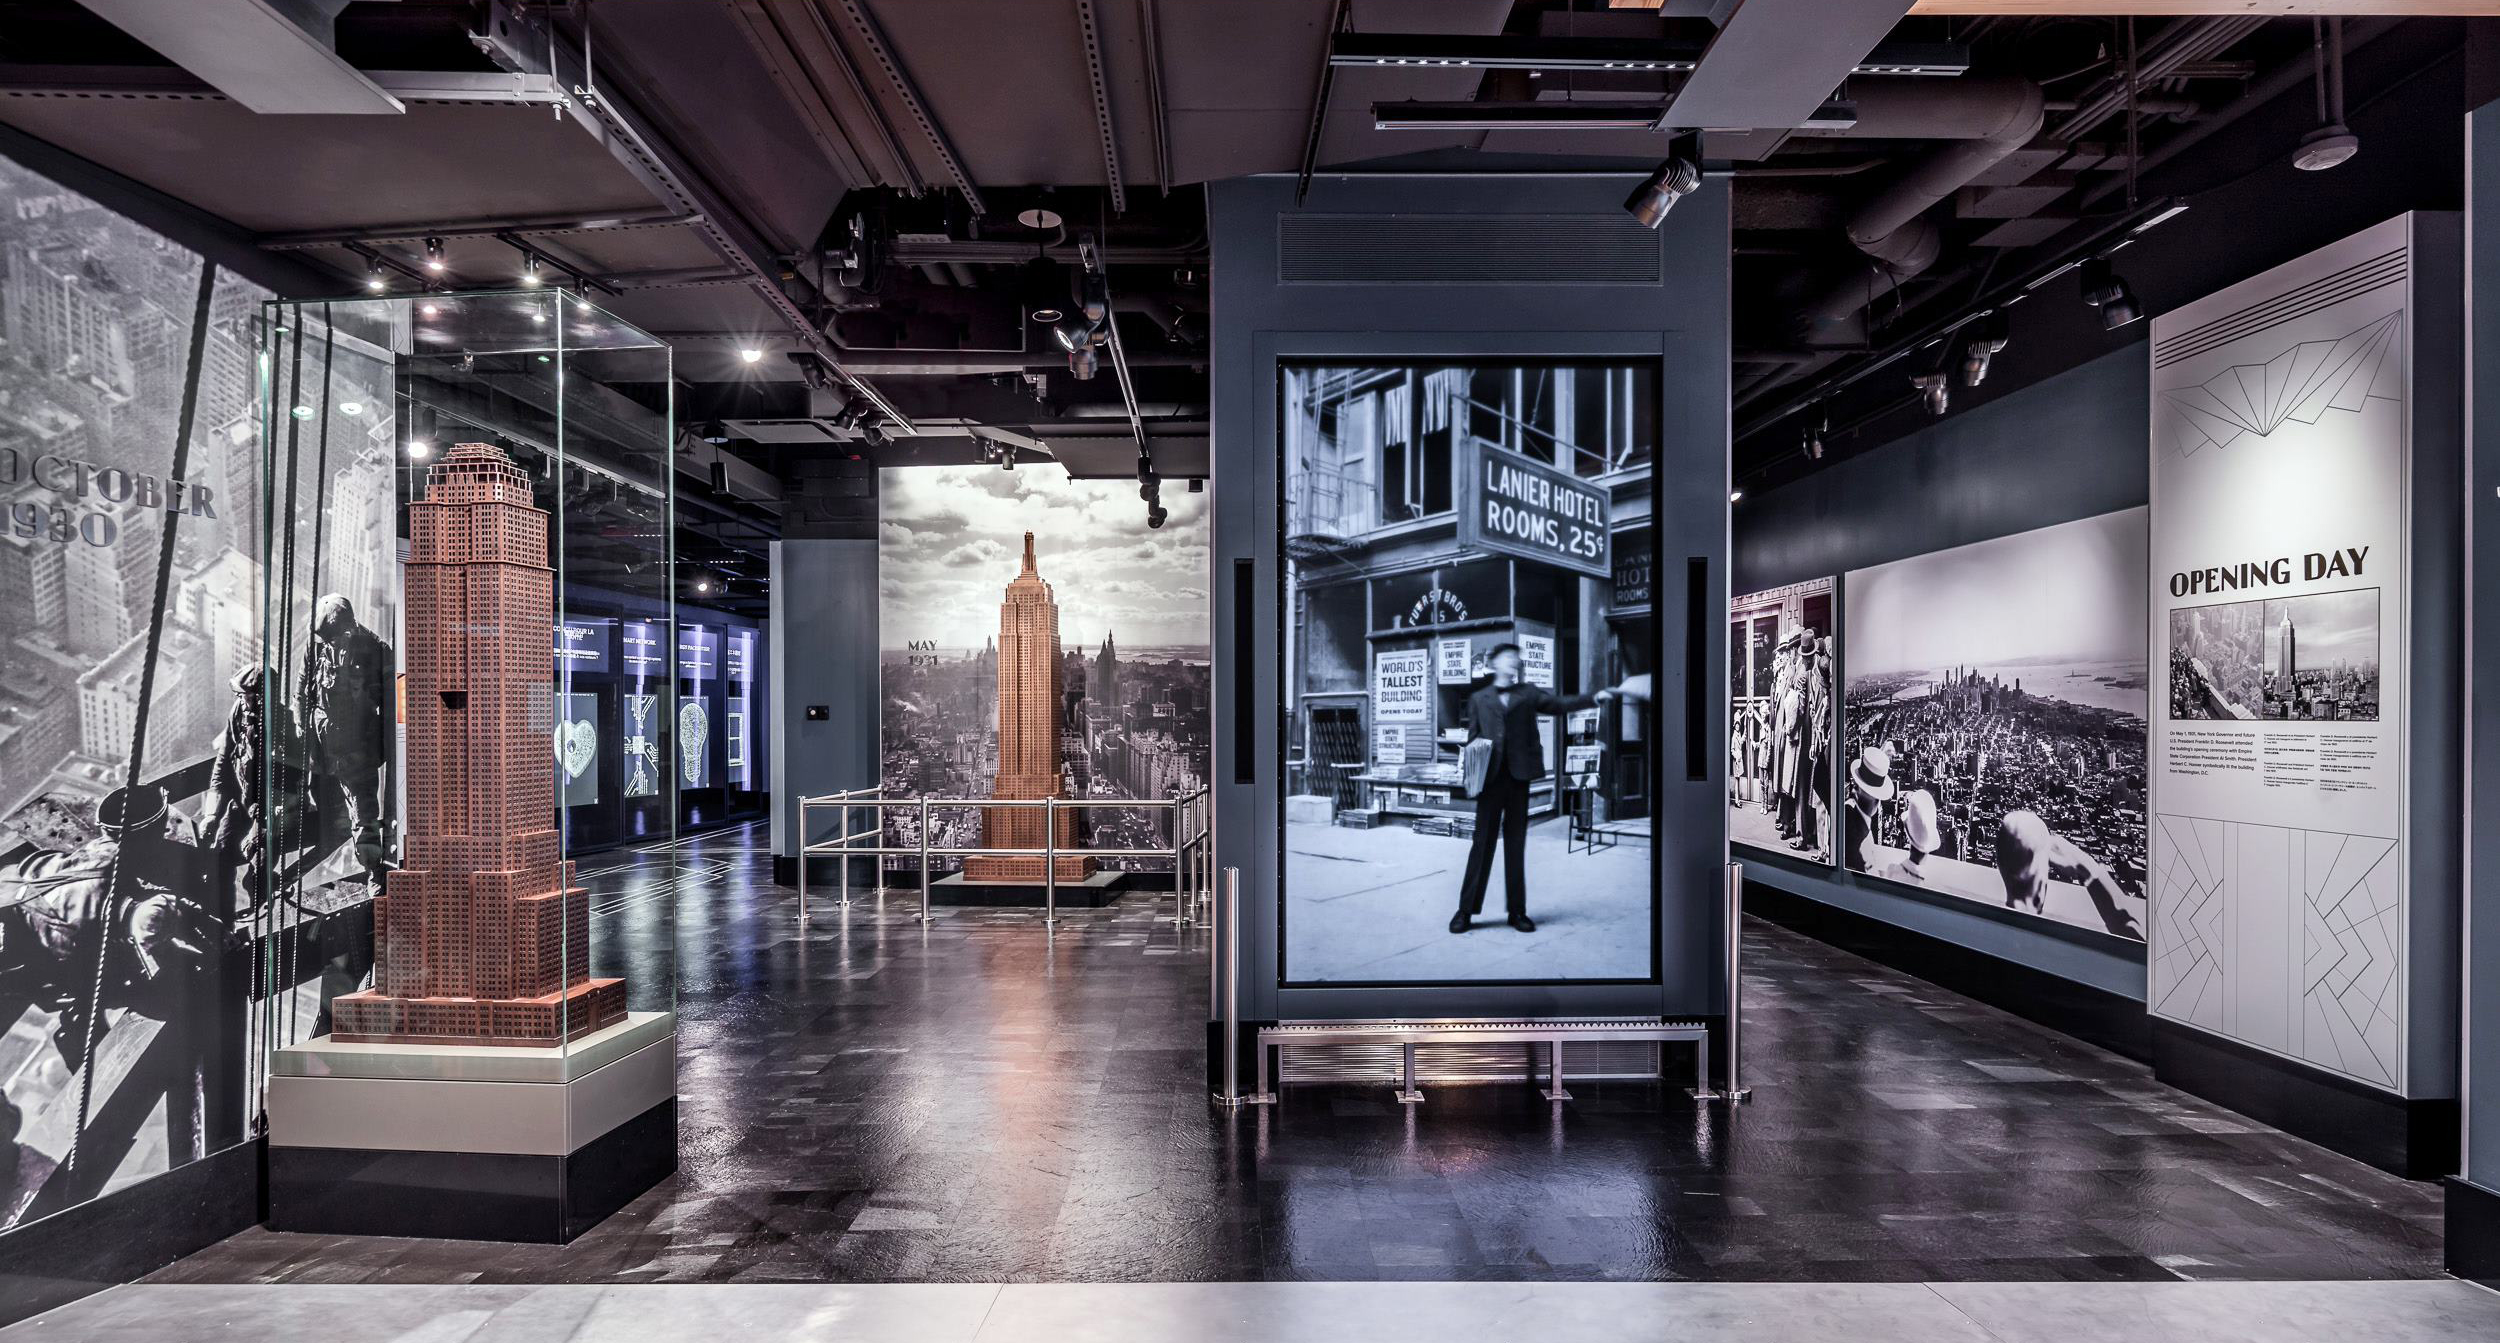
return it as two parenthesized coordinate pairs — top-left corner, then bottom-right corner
(1735, 347), (2149, 595)
(1733, 347), (2152, 1000)
(769, 537), (880, 869)
(2465, 103), (2500, 1191)
(1210, 172), (1731, 1025)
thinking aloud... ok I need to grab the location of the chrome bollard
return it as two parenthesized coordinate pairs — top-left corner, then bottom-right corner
(1690, 861), (1754, 1102)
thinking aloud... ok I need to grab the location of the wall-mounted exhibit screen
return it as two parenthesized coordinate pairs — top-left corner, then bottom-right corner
(623, 693), (663, 798)
(559, 692), (601, 806)
(678, 693), (713, 790)
(1842, 508), (2150, 941)
(1280, 361), (1659, 986)
(1730, 578), (1836, 864)
(877, 466), (1210, 879)
(2148, 215), (2415, 1092)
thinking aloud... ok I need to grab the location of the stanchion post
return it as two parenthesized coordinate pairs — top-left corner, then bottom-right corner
(918, 796), (933, 923)
(1043, 797), (1057, 929)
(1689, 861), (1753, 1102)
(797, 796), (810, 926)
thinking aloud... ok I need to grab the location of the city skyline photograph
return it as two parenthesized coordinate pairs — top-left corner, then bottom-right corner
(878, 464), (1211, 653)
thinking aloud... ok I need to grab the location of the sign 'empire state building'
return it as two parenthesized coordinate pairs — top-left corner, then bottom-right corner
(966, 533), (1095, 883)
(332, 443), (626, 1046)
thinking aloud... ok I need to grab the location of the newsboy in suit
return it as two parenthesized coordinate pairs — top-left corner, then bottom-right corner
(1450, 643), (1613, 934)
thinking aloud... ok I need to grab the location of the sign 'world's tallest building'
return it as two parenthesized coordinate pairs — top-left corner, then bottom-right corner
(332, 443), (626, 1046)
(965, 533), (1094, 883)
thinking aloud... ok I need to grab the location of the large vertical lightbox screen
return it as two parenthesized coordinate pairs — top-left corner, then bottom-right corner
(1281, 362), (1659, 986)
(0, 154), (304, 1230)
(1841, 508), (2150, 941)
(878, 466), (1211, 878)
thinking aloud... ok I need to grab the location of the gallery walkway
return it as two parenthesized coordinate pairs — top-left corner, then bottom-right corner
(13, 1280), (2498, 1341)
(141, 827), (2443, 1284)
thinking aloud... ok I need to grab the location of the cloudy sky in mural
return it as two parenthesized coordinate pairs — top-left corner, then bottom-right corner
(879, 465), (1211, 651)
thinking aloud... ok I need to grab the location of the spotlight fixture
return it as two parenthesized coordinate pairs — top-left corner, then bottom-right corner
(520, 253), (542, 286)
(364, 254), (387, 292)
(1912, 371), (1951, 417)
(1729, 488), (1745, 504)
(424, 237), (446, 272)
(1021, 256), (1067, 325)
(1802, 417), (1825, 463)
(999, 443), (1019, 472)
(1960, 311), (2010, 388)
(738, 346), (764, 364)
(791, 354), (834, 391)
(1624, 152), (1702, 229)
(2079, 258), (2143, 331)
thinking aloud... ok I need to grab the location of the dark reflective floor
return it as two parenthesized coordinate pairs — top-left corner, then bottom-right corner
(156, 825), (2443, 1284)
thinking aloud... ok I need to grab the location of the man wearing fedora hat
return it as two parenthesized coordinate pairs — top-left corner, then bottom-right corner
(1845, 745), (1895, 872)
(1450, 643), (1614, 935)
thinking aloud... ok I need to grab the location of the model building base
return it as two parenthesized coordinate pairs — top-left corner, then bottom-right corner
(328, 976), (627, 1047)
(931, 868), (1126, 908)
(268, 1010), (674, 1243)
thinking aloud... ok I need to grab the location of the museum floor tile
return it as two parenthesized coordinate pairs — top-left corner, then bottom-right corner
(149, 827), (2446, 1285)
(14, 1280), (2498, 1341)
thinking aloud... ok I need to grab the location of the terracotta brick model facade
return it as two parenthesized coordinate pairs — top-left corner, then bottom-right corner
(965, 533), (1094, 884)
(331, 443), (627, 1046)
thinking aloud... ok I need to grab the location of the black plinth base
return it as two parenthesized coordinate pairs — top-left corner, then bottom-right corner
(2151, 1021), (2457, 1180)
(929, 870), (1126, 907)
(269, 1097), (675, 1243)
(2448, 1176), (2500, 1288)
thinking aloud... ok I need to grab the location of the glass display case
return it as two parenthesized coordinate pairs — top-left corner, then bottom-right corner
(254, 290), (677, 1238)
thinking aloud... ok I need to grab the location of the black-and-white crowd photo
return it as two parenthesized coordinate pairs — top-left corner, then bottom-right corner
(1841, 509), (2151, 941)
(1729, 579), (1834, 865)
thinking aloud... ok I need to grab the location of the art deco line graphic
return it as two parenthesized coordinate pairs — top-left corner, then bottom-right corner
(965, 533), (1094, 883)
(2150, 814), (2400, 1088)
(2155, 311), (2402, 459)
(332, 443), (627, 1046)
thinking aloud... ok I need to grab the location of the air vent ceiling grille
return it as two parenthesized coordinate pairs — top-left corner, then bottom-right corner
(1278, 213), (1664, 286)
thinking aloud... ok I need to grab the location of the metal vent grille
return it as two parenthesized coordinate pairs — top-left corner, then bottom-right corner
(1276, 1039), (1669, 1086)
(1278, 213), (1664, 286)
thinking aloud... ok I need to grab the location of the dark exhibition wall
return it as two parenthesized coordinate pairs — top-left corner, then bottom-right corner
(2457, 91), (2500, 1291)
(1210, 172), (1731, 1035)
(1736, 205), (2466, 1180)
(1735, 347), (2154, 1009)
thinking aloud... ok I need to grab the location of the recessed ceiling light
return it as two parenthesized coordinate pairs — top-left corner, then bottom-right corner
(407, 440), (433, 458)
(339, 401), (365, 417)
(290, 405), (314, 420)
(738, 347), (764, 364)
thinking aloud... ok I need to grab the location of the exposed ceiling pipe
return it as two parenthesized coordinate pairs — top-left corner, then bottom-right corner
(1795, 76), (2045, 338)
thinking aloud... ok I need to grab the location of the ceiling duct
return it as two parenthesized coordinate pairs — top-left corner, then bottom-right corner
(1797, 75), (2045, 339)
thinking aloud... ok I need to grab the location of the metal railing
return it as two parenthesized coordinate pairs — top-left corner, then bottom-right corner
(793, 786), (1213, 929)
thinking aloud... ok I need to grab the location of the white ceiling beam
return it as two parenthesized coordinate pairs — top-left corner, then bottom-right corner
(1667, 0), (1915, 130)
(75, 0), (404, 114)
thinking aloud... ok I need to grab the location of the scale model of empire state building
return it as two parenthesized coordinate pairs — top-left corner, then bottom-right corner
(331, 443), (626, 1046)
(965, 533), (1095, 884)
